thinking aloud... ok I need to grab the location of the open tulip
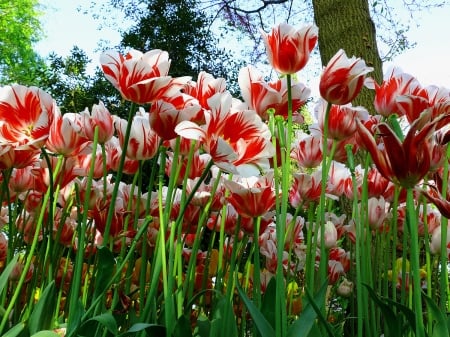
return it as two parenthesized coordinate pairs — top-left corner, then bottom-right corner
(357, 113), (450, 188)
(46, 108), (89, 157)
(100, 49), (185, 104)
(261, 23), (318, 75)
(183, 71), (227, 111)
(238, 65), (310, 121)
(149, 93), (202, 140)
(366, 67), (421, 117)
(223, 172), (276, 219)
(0, 84), (54, 148)
(175, 92), (274, 177)
(319, 49), (373, 105)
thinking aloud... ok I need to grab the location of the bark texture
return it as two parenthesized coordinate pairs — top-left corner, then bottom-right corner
(312, 0), (383, 110)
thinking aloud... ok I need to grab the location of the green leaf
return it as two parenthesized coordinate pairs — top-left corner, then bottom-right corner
(118, 323), (165, 336)
(212, 295), (238, 337)
(29, 281), (57, 334)
(261, 277), (277, 330)
(422, 293), (450, 337)
(79, 313), (118, 336)
(384, 297), (416, 332)
(31, 331), (61, 337)
(287, 281), (328, 337)
(93, 246), (115, 300)
(0, 255), (19, 295)
(236, 282), (275, 337)
(307, 322), (324, 337)
(304, 286), (336, 337)
(2, 322), (25, 337)
(363, 284), (403, 337)
(194, 313), (211, 337)
(66, 298), (84, 337)
(173, 314), (193, 337)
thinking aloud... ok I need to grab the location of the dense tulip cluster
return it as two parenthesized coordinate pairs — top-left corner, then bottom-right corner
(0, 22), (449, 337)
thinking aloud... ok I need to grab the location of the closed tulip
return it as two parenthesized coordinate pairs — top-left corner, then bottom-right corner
(78, 101), (114, 144)
(261, 23), (318, 75)
(319, 49), (373, 105)
(114, 109), (160, 161)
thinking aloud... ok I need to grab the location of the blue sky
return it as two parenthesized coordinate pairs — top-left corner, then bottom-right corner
(36, 0), (450, 89)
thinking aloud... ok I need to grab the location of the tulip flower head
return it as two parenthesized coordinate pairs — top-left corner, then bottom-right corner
(0, 84), (54, 148)
(366, 67), (422, 117)
(319, 49), (373, 105)
(223, 172), (276, 219)
(78, 101), (114, 144)
(114, 109), (160, 161)
(100, 49), (176, 104)
(261, 23), (318, 75)
(357, 113), (450, 188)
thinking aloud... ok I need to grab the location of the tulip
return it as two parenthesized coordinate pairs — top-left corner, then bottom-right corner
(175, 92), (274, 177)
(0, 84), (54, 148)
(46, 108), (90, 157)
(238, 65), (281, 119)
(105, 137), (140, 174)
(223, 172), (276, 219)
(317, 221), (338, 249)
(149, 93), (202, 140)
(100, 49), (186, 104)
(289, 170), (324, 207)
(430, 225), (450, 255)
(319, 49), (373, 105)
(423, 185), (450, 219)
(261, 23), (318, 75)
(366, 196), (388, 230)
(184, 71), (227, 110)
(291, 134), (323, 169)
(315, 99), (368, 140)
(114, 109), (160, 161)
(357, 113), (450, 188)
(78, 101), (114, 144)
(336, 278), (354, 297)
(366, 67), (421, 117)
(0, 233), (7, 264)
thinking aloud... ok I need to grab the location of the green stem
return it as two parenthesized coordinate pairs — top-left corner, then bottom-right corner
(317, 102), (333, 289)
(274, 73), (293, 337)
(439, 143), (450, 312)
(0, 155), (64, 334)
(67, 126), (99, 334)
(406, 188), (425, 337)
(346, 145), (364, 337)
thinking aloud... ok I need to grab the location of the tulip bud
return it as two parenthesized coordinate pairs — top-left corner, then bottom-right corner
(430, 225), (450, 254)
(317, 221), (338, 249)
(336, 278), (354, 297)
(366, 196), (388, 230)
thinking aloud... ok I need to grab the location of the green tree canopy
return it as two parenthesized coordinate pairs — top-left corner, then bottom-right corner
(100, 0), (244, 92)
(0, 0), (45, 84)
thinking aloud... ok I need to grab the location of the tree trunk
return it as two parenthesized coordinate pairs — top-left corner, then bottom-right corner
(312, 0), (383, 111)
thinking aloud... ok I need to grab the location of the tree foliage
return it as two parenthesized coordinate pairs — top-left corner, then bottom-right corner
(0, 0), (46, 84)
(37, 0), (246, 114)
(116, 0), (244, 90)
(37, 47), (122, 114)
